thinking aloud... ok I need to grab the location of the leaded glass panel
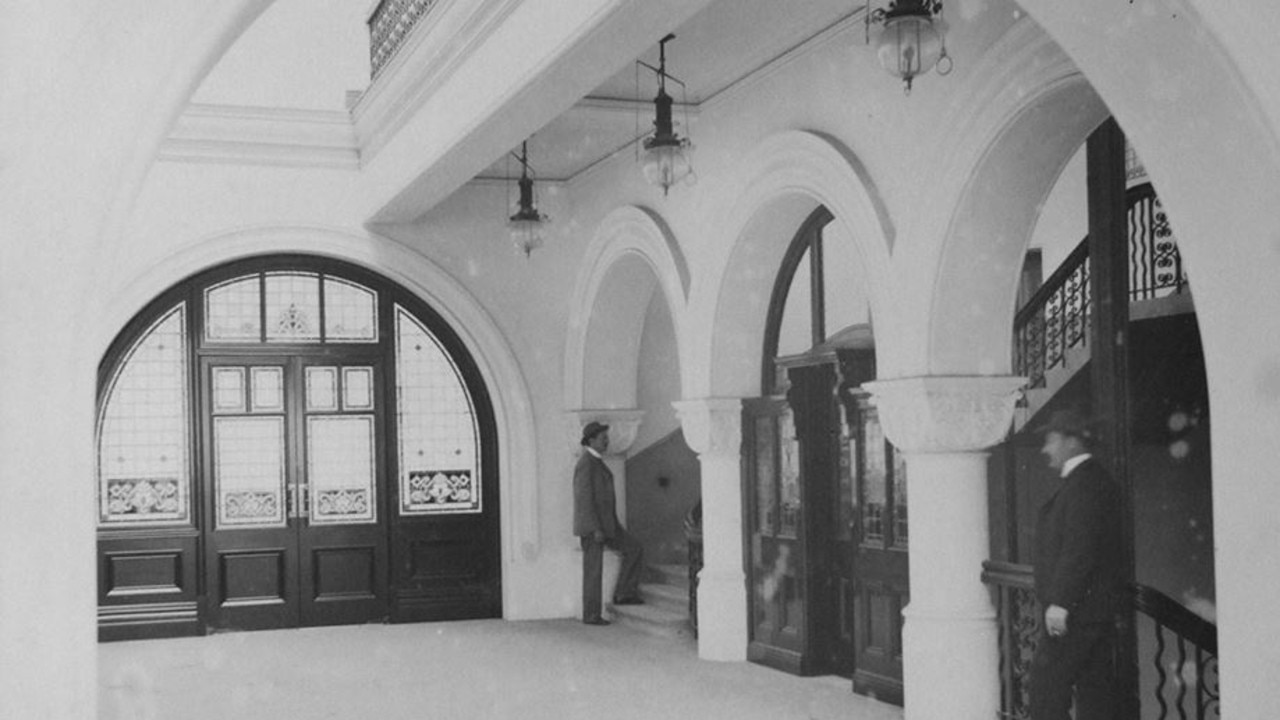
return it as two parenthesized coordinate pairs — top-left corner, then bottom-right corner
(778, 409), (801, 539)
(861, 406), (887, 546)
(395, 306), (480, 515)
(754, 416), (776, 534)
(213, 367), (246, 413)
(343, 367), (374, 410)
(307, 416), (377, 525)
(306, 366), (338, 411)
(98, 306), (190, 525)
(205, 276), (262, 342)
(324, 278), (378, 342)
(892, 447), (909, 549)
(251, 367), (283, 412)
(265, 272), (321, 343)
(214, 416), (286, 528)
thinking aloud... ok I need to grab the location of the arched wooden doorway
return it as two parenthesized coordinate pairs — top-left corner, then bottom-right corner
(741, 208), (907, 704)
(96, 255), (501, 639)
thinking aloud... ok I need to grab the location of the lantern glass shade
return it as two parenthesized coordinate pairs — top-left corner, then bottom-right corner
(875, 14), (943, 84)
(641, 141), (694, 194)
(508, 217), (544, 257)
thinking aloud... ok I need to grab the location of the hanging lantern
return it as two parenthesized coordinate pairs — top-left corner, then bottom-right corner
(868, 0), (952, 94)
(639, 34), (695, 195)
(507, 141), (548, 257)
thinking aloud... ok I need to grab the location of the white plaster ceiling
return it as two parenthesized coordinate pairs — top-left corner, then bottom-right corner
(478, 0), (860, 181)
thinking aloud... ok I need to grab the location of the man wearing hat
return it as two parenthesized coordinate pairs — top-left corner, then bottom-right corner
(1029, 408), (1124, 720)
(573, 421), (645, 625)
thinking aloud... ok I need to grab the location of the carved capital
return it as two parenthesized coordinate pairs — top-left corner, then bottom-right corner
(861, 376), (1026, 454)
(564, 409), (645, 455)
(674, 398), (742, 457)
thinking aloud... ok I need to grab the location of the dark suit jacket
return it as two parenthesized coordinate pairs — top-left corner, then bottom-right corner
(573, 451), (619, 539)
(1034, 456), (1124, 624)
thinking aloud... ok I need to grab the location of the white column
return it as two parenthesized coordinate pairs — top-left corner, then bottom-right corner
(565, 409), (644, 522)
(675, 397), (745, 661)
(863, 376), (1025, 720)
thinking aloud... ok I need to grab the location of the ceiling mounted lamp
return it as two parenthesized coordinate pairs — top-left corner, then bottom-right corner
(638, 33), (695, 196)
(867, 0), (952, 94)
(507, 140), (549, 258)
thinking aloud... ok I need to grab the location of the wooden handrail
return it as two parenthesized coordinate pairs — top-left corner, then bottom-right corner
(1130, 583), (1217, 654)
(1014, 238), (1091, 330)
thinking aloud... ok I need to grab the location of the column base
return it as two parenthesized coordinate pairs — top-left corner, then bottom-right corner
(902, 609), (1000, 720)
(695, 568), (748, 661)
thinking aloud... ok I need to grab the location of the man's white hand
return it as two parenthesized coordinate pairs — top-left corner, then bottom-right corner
(1045, 604), (1069, 637)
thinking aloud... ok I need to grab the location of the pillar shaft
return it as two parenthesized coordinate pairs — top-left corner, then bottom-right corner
(863, 376), (1024, 720)
(675, 398), (746, 661)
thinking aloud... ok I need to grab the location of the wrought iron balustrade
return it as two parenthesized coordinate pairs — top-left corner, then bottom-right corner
(368, 0), (439, 78)
(1013, 184), (1189, 390)
(982, 561), (1219, 720)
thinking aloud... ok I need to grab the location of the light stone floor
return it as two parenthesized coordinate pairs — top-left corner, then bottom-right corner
(98, 618), (904, 720)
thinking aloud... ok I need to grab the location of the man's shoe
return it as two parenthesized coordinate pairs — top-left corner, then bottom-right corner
(613, 596), (644, 606)
(583, 617), (610, 626)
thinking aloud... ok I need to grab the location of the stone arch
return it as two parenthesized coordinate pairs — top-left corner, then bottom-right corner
(691, 129), (893, 399)
(564, 205), (688, 412)
(92, 224), (544, 587)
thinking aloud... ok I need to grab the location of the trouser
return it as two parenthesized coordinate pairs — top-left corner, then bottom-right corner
(1029, 620), (1117, 720)
(580, 529), (644, 621)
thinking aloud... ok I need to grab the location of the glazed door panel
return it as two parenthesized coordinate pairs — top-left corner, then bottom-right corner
(848, 396), (909, 704)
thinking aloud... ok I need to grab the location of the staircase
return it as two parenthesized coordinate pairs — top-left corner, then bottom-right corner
(1013, 182), (1190, 431)
(609, 563), (694, 641)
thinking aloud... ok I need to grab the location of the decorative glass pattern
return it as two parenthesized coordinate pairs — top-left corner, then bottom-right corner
(212, 367), (246, 413)
(205, 276), (261, 342)
(98, 306), (190, 525)
(778, 409), (801, 538)
(754, 416), (776, 534)
(343, 367), (374, 410)
(306, 366), (339, 411)
(892, 446), (909, 549)
(214, 416), (286, 527)
(861, 406), (887, 546)
(307, 416), (376, 525)
(395, 306), (480, 515)
(265, 272), (321, 343)
(251, 367), (283, 412)
(324, 278), (378, 342)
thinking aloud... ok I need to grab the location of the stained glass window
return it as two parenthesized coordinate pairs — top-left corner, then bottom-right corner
(306, 366), (339, 411)
(98, 306), (191, 525)
(265, 272), (321, 343)
(307, 416), (377, 525)
(205, 276), (262, 342)
(395, 306), (480, 515)
(214, 416), (286, 528)
(343, 367), (374, 410)
(325, 278), (378, 342)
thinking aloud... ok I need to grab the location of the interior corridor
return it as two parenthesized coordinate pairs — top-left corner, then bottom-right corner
(98, 619), (903, 720)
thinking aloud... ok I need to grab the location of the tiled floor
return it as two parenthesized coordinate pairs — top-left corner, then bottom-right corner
(98, 619), (903, 720)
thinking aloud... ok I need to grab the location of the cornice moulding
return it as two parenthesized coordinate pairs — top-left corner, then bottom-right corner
(159, 103), (359, 169)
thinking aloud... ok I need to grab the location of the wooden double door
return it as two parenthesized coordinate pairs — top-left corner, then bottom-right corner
(202, 355), (389, 629)
(743, 350), (908, 703)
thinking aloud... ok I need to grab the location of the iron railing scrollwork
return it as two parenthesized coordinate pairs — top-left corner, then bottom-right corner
(983, 561), (1219, 720)
(1013, 184), (1188, 391)
(368, 0), (440, 78)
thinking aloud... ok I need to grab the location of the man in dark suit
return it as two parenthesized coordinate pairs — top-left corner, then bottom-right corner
(1030, 408), (1124, 719)
(573, 421), (644, 626)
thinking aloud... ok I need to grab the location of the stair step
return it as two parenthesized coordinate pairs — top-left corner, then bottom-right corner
(649, 563), (691, 589)
(638, 582), (688, 613)
(608, 598), (693, 640)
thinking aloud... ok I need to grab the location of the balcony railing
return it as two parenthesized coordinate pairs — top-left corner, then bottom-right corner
(1013, 183), (1189, 390)
(368, 0), (440, 78)
(982, 561), (1219, 720)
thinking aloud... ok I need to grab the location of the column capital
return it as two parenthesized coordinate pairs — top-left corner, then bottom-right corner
(564, 409), (645, 455)
(862, 376), (1026, 454)
(673, 397), (742, 457)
